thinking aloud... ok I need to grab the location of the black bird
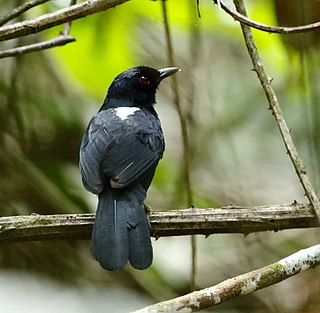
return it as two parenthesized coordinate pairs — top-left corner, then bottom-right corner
(79, 66), (180, 271)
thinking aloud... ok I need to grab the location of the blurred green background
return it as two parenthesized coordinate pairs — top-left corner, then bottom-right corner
(0, 0), (320, 312)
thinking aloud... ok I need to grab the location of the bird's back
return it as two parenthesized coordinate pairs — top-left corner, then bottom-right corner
(80, 106), (165, 194)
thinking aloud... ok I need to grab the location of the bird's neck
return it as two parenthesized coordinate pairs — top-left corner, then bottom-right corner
(99, 98), (158, 117)
(100, 97), (134, 111)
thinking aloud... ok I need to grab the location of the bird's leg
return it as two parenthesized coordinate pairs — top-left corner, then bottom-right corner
(143, 203), (152, 229)
(143, 203), (151, 214)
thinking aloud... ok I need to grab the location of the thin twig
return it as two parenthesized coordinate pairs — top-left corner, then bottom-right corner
(0, 203), (318, 242)
(161, 0), (192, 204)
(0, 35), (75, 59)
(133, 244), (320, 312)
(214, 0), (320, 34)
(0, 0), (77, 59)
(187, 0), (202, 292)
(161, 0), (196, 290)
(0, 0), (50, 27)
(0, 0), (128, 42)
(61, 0), (77, 36)
(232, 0), (320, 223)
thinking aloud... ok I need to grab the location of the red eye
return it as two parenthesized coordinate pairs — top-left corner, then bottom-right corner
(140, 76), (150, 86)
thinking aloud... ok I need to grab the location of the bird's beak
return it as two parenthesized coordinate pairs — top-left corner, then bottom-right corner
(158, 67), (180, 80)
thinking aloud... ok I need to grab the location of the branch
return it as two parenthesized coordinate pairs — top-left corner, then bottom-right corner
(0, 0), (128, 42)
(133, 244), (320, 312)
(0, 35), (75, 58)
(215, 0), (320, 34)
(161, 0), (197, 290)
(61, 0), (78, 36)
(0, 203), (318, 242)
(0, 0), (50, 27)
(0, 0), (77, 59)
(232, 0), (320, 223)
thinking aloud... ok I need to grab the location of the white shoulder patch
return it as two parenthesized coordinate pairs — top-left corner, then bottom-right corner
(114, 107), (140, 120)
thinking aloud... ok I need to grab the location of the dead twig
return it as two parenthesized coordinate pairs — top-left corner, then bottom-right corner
(0, 35), (75, 58)
(214, 0), (320, 34)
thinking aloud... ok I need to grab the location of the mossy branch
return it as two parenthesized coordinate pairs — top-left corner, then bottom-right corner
(0, 203), (318, 242)
(133, 244), (320, 312)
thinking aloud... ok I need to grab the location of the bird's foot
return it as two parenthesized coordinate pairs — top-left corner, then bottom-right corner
(143, 203), (152, 229)
(143, 203), (152, 215)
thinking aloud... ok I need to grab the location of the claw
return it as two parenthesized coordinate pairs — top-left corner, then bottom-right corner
(143, 203), (152, 214)
(143, 203), (152, 229)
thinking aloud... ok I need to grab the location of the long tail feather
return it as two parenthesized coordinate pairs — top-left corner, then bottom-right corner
(91, 185), (153, 271)
(126, 186), (153, 269)
(128, 208), (153, 269)
(91, 189), (128, 271)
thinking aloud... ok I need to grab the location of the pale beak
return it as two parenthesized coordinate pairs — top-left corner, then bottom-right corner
(158, 67), (180, 80)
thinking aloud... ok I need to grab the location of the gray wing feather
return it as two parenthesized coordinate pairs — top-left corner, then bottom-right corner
(79, 109), (164, 193)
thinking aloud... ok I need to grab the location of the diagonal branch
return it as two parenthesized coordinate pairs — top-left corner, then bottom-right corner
(132, 244), (320, 312)
(214, 0), (320, 34)
(0, 203), (317, 242)
(0, 0), (50, 27)
(0, 0), (128, 42)
(232, 0), (320, 223)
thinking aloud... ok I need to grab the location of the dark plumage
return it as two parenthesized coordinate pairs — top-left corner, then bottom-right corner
(79, 66), (179, 270)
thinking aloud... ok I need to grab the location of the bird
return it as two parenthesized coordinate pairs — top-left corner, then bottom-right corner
(79, 66), (180, 271)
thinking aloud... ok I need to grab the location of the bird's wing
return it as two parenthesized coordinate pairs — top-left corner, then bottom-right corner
(101, 129), (164, 189)
(79, 117), (112, 194)
(79, 109), (164, 193)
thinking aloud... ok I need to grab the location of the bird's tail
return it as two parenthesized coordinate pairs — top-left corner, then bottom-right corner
(91, 185), (152, 271)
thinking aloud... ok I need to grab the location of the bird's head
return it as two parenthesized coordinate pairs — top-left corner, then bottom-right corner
(102, 66), (180, 109)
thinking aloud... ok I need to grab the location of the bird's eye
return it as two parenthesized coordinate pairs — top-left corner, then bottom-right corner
(140, 76), (150, 86)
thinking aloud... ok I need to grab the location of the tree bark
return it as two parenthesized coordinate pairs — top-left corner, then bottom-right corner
(0, 0), (128, 42)
(0, 203), (317, 242)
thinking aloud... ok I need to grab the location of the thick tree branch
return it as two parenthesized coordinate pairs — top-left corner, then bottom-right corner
(133, 244), (320, 312)
(0, 0), (128, 42)
(0, 203), (317, 242)
(214, 0), (320, 34)
(232, 0), (320, 223)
